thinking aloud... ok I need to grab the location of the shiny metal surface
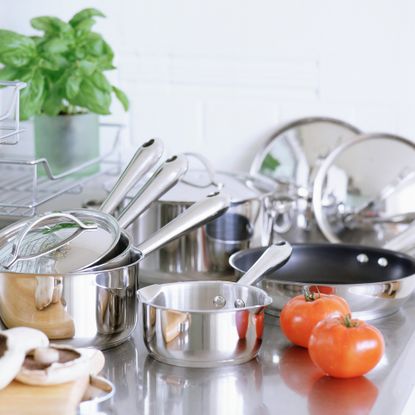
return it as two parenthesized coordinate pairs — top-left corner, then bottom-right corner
(313, 133), (415, 247)
(101, 296), (415, 415)
(0, 193), (230, 349)
(230, 244), (415, 320)
(100, 138), (164, 215)
(250, 116), (361, 244)
(132, 170), (275, 277)
(137, 243), (291, 367)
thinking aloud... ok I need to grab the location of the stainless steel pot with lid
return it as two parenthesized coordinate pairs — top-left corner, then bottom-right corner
(131, 153), (278, 281)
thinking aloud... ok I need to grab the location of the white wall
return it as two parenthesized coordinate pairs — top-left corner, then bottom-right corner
(1, 0), (415, 171)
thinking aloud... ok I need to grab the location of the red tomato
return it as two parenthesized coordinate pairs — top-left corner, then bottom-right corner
(309, 286), (335, 295)
(308, 376), (378, 415)
(279, 346), (324, 396)
(255, 311), (265, 338)
(236, 310), (249, 339)
(280, 292), (350, 348)
(308, 315), (384, 378)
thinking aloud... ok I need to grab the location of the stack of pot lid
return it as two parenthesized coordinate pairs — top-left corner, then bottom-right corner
(312, 132), (415, 248)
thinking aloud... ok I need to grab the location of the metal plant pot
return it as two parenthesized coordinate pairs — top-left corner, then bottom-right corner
(34, 113), (100, 177)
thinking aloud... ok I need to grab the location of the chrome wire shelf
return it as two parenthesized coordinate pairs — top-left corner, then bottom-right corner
(0, 81), (26, 145)
(0, 123), (123, 217)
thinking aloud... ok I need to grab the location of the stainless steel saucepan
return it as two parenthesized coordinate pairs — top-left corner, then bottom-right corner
(0, 138), (167, 275)
(0, 192), (230, 349)
(137, 241), (292, 367)
(0, 152), (188, 275)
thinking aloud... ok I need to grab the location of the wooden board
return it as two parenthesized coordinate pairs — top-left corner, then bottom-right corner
(0, 375), (90, 415)
(0, 348), (105, 415)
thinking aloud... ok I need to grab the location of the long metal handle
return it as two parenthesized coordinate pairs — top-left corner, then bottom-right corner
(137, 192), (231, 257)
(237, 241), (293, 287)
(3, 212), (97, 269)
(100, 138), (164, 214)
(117, 154), (189, 229)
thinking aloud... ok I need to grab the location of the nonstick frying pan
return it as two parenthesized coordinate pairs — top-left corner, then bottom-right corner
(230, 243), (415, 320)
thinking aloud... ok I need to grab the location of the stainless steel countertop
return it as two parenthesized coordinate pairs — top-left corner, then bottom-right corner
(102, 294), (415, 415)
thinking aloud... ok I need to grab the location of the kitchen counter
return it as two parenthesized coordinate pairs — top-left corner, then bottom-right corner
(102, 294), (415, 415)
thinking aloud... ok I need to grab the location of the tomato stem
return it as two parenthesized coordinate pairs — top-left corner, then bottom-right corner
(303, 286), (320, 302)
(343, 313), (359, 328)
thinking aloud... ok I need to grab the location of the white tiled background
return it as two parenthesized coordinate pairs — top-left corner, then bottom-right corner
(1, 0), (415, 171)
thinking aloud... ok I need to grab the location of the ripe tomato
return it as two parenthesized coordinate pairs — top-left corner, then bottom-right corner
(255, 311), (265, 338)
(236, 310), (249, 339)
(308, 376), (378, 415)
(280, 346), (324, 396)
(308, 314), (384, 378)
(280, 292), (350, 348)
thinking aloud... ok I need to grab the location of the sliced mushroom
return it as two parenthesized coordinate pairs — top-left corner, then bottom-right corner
(16, 344), (92, 386)
(35, 276), (55, 310)
(0, 327), (49, 390)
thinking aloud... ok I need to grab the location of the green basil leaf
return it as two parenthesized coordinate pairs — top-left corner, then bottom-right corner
(41, 38), (69, 54)
(74, 18), (96, 33)
(42, 87), (63, 116)
(112, 86), (129, 111)
(39, 55), (68, 71)
(0, 65), (20, 81)
(78, 60), (96, 76)
(19, 72), (45, 119)
(70, 77), (111, 114)
(0, 30), (36, 67)
(90, 71), (111, 93)
(69, 8), (105, 28)
(83, 32), (104, 56)
(66, 74), (82, 99)
(31, 16), (72, 34)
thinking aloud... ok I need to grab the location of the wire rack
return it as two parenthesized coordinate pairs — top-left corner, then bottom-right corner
(0, 123), (123, 217)
(0, 80), (26, 145)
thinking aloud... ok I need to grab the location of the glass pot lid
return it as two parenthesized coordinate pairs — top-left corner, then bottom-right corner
(312, 133), (415, 247)
(158, 153), (276, 205)
(250, 116), (361, 195)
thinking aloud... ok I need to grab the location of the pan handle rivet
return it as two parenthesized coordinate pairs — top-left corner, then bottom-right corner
(234, 299), (246, 308)
(213, 296), (226, 308)
(378, 257), (388, 267)
(357, 254), (369, 263)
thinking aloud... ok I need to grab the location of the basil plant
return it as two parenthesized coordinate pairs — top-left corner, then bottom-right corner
(0, 8), (128, 119)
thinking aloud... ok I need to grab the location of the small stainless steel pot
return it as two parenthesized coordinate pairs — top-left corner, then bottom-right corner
(137, 242), (292, 367)
(0, 193), (230, 349)
(131, 154), (277, 280)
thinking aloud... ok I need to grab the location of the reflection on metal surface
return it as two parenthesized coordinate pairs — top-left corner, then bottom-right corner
(251, 116), (361, 243)
(138, 281), (271, 367)
(99, 301), (415, 415)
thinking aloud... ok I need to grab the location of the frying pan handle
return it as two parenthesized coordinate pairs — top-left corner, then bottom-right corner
(2, 212), (97, 269)
(100, 138), (164, 215)
(237, 242), (293, 287)
(137, 192), (231, 257)
(117, 154), (189, 229)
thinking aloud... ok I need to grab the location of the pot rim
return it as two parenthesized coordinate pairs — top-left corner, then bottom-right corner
(137, 280), (272, 313)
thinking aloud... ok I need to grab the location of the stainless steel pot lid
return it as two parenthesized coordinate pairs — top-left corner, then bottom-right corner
(250, 116), (361, 193)
(313, 133), (415, 247)
(0, 210), (120, 274)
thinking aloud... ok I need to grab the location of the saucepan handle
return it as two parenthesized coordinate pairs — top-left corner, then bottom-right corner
(100, 138), (164, 215)
(137, 191), (231, 257)
(117, 154), (189, 229)
(237, 241), (293, 287)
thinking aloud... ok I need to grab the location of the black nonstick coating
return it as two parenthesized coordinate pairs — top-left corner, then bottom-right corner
(231, 243), (415, 284)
